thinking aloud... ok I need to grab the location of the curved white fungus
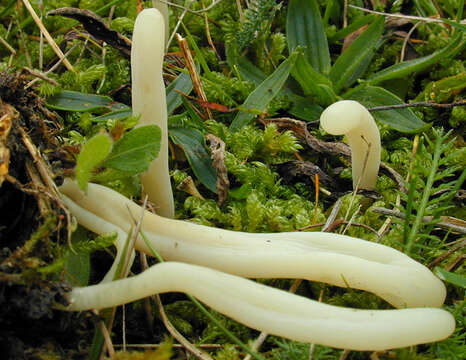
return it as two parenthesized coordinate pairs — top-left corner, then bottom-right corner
(60, 179), (446, 309)
(320, 100), (381, 190)
(65, 261), (455, 351)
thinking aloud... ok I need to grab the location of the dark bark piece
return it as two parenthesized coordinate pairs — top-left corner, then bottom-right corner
(47, 7), (132, 58)
(277, 160), (339, 190)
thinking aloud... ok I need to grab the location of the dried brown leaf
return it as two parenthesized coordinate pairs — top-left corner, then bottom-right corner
(206, 134), (229, 207)
(47, 7), (131, 58)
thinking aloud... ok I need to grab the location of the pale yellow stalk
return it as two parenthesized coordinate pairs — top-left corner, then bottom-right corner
(131, 9), (174, 218)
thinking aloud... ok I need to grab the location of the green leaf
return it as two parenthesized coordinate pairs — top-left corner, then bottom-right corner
(435, 267), (466, 288)
(181, 96), (208, 132)
(63, 228), (90, 286)
(328, 14), (376, 42)
(169, 127), (217, 193)
(344, 85), (428, 132)
(47, 90), (128, 112)
(287, 0), (330, 74)
(292, 52), (336, 105)
(182, 23), (212, 76)
(103, 125), (161, 174)
(230, 53), (298, 132)
(166, 72), (194, 115)
(76, 133), (113, 192)
(330, 16), (385, 93)
(368, 33), (465, 85)
(92, 108), (133, 123)
(289, 98), (323, 121)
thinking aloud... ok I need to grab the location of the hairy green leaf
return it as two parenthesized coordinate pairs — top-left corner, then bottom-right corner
(103, 125), (161, 174)
(76, 133), (113, 192)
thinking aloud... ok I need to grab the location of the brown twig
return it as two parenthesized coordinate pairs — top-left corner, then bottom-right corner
(368, 100), (466, 111)
(202, 0), (220, 60)
(372, 207), (466, 234)
(25, 43), (78, 89)
(22, 0), (75, 72)
(155, 295), (214, 360)
(176, 33), (213, 120)
(0, 33), (16, 54)
(93, 309), (116, 359)
(243, 279), (303, 360)
(400, 22), (421, 62)
(428, 239), (466, 268)
(18, 126), (74, 249)
(16, 17), (32, 68)
(22, 67), (59, 86)
(114, 343), (229, 349)
(349, 5), (447, 24)
(445, 254), (465, 272)
(38, 0), (44, 70)
(299, 219), (381, 240)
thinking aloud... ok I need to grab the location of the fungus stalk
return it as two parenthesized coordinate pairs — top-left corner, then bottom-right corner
(60, 179), (446, 309)
(131, 9), (174, 218)
(64, 261), (455, 352)
(320, 100), (381, 190)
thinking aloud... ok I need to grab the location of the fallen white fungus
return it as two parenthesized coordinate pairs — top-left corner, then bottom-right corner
(320, 100), (381, 190)
(64, 261), (455, 351)
(131, 8), (174, 218)
(60, 179), (447, 309)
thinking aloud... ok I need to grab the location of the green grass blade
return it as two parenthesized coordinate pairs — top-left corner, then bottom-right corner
(287, 0), (330, 75)
(328, 15), (376, 42)
(330, 16), (385, 93)
(169, 127), (218, 193)
(435, 267), (466, 288)
(368, 33), (465, 85)
(457, 0), (464, 23)
(166, 72), (194, 115)
(291, 52), (336, 105)
(230, 52), (298, 132)
(47, 90), (129, 112)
